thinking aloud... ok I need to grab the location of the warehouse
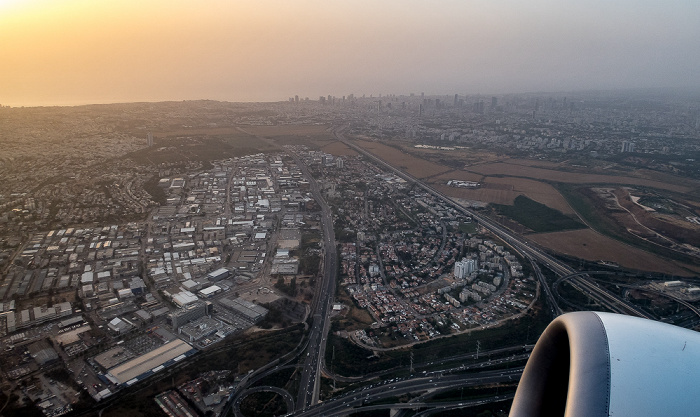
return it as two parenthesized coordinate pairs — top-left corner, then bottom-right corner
(106, 339), (196, 386)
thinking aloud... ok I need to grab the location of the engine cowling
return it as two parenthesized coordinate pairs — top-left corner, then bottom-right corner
(509, 311), (700, 417)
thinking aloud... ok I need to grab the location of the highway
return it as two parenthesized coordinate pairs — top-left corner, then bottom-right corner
(216, 135), (338, 416)
(286, 149), (338, 410)
(290, 366), (523, 417)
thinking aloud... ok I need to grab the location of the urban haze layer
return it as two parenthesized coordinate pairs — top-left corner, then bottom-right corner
(1, 90), (699, 417)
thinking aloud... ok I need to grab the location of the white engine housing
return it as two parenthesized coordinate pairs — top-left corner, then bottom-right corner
(510, 311), (700, 417)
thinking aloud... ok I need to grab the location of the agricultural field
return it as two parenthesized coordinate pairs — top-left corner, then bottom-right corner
(352, 139), (454, 178)
(243, 124), (334, 148)
(430, 170), (484, 183)
(528, 228), (699, 276)
(465, 162), (696, 193)
(320, 141), (359, 156)
(485, 177), (575, 214)
(401, 142), (505, 166)
(433, 183), (519, 205)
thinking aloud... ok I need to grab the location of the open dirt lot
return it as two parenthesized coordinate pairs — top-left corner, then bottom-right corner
(528, 228), (700, 276)
(429, 170), (485, 183)
(433, 183), (519, 205)
(321, 141), (359, 156)
(353, 139), (453, 178)
(486, 177), (576, 214)
(242, 124), (331, 137)
(465, 162), (695, 193)
(430, 173), (575, 214)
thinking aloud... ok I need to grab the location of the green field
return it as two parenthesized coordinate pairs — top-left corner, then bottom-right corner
(493, 195), (586, 233)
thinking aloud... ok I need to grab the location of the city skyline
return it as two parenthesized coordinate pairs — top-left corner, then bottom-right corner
(2, 0), (700, 107)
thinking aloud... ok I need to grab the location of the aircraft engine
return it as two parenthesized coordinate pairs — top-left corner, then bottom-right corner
(510, 311), (700, 417)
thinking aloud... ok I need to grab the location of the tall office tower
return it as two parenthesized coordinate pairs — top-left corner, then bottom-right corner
(491, 96), (497, 109)
(419, 104), (423, 117)
(147, 132), (153, 147)
(454, 94), (459, 107)
(294, 95), (299, 103)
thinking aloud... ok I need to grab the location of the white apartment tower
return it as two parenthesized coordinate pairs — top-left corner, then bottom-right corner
(454, 257), (478, 279)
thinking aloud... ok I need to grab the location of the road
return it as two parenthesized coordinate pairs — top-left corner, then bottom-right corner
(284, 149), (338, 411)
(292, 367), (523, 417)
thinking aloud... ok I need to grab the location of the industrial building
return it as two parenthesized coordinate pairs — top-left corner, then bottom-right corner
(168, 300), (210, 330)
(218, 297), (267, 323)
(207, 268), (230, 282)
(106, 339), (196, 386)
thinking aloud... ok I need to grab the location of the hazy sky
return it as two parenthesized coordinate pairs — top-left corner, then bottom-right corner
(2, 0), (699, 106)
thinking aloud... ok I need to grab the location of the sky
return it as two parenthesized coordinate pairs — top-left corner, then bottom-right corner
(1, 0), (700, 106)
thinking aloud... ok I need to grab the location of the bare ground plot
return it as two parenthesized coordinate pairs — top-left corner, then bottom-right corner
(466, 162), (695, 193)
(614, 188), (700, 247)
(239, 287), (281, 305)
(529, 229), (700, 276)
(152, 127), (247, 136)
(429, 170), (485, 183)
(431, 175), (574, 214)
(353, 139), (453, 178)
(487, 177), (576, 215)
(402, 144), (503, 166)
(320, 141), (359, 156)
(433, 183), (519, 205)
(242, 124), (331, 137)
(499, 158), (564, 169)
(242, 125), (334, 148)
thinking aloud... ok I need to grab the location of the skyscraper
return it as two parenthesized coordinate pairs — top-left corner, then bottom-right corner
(147, 132), (153, 147)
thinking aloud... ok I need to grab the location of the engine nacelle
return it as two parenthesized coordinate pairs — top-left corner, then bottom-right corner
(510, 311), (700, 417)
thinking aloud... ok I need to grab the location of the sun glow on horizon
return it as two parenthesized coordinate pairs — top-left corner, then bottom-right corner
(2, 0), (700, 107)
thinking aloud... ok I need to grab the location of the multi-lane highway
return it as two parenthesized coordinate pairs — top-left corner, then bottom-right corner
(286, 149), (338, 410)
(292, 367), (523, 417)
